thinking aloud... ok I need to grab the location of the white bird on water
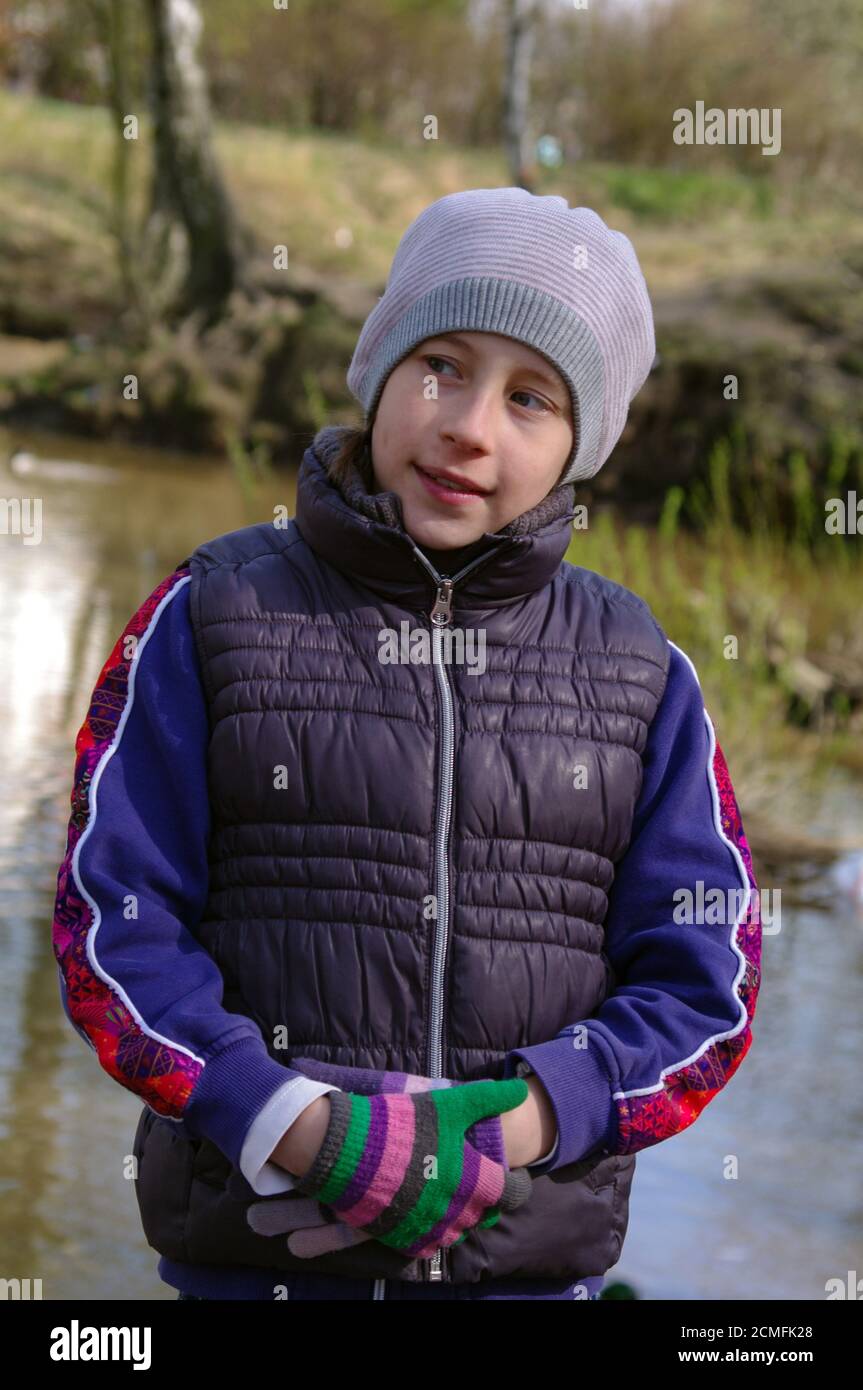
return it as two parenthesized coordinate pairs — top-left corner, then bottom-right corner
(6, 449), (118, 483)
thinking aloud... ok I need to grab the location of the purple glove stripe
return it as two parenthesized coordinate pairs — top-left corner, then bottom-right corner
(329, 1091), (392, 1215)
(404, 1135), (483, 1258)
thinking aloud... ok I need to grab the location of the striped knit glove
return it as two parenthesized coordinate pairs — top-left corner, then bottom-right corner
(245, 1058), (513, 1255)
(245, 1057), (512, 1257)
(292, 1077), (532, 1259)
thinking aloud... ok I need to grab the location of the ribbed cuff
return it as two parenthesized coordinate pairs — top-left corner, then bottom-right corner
(503, 1036), (618, 1172)
(183, 1037), (322, 1170)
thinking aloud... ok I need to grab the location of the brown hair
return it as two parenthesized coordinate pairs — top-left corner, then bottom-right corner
(322, 422), (375, 494)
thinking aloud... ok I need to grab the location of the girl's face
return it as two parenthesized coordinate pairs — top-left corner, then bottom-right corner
(369, 331), (575, 548)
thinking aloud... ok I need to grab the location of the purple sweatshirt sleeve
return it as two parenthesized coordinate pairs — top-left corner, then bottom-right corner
(503, 640), (762, 1173)
(51, 567), (337, 1193)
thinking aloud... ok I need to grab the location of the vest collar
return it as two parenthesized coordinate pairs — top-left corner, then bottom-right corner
(294, 425), (577, 614)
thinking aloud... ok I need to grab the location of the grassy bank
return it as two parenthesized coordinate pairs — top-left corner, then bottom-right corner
(1, 87), (859, 327)
(567, 431), (863, 858)
(2, 85), (863, 483)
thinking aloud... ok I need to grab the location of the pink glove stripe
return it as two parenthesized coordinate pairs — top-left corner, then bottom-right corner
(411, 1147), (507, 1259)
(333, 1092), (417, 1226)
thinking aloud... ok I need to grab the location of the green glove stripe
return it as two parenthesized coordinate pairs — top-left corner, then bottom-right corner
(294, 1077), (531, 1256)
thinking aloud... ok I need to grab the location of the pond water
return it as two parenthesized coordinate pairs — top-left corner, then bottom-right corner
(1, 428), (861, 1301)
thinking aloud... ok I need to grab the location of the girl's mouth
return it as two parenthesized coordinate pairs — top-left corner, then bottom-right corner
(412, 463), (489, 504)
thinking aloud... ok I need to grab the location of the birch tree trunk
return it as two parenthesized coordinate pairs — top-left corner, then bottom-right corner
(142, 0), (243, 325)
(503, 0), (540, 191)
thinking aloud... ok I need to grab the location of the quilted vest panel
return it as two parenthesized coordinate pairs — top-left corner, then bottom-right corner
(133, 426), (671, 1285)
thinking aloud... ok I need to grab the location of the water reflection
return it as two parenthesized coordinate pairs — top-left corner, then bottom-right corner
(615, 885), (863, 1300)
(0, 429), (297, 1300)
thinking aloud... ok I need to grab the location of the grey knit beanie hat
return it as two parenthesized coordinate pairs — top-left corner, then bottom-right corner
(345, 187), (656, 488)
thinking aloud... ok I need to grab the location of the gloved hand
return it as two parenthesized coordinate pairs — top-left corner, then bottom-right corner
(244, 1057), (515, 1257)
(291, 1074), (531, 1259)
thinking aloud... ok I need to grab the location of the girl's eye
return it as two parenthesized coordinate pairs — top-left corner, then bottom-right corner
(424, 354), (458, 376)
(423, 356), (551, 413)
(511, 389), (551, 414)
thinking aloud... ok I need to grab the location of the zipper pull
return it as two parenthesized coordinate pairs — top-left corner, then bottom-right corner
(430, 579), (454, 627)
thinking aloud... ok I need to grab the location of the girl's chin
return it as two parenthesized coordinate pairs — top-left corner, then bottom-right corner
(403, 494), (484, 532)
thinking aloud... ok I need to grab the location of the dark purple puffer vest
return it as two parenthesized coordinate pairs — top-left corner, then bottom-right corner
(133, 425), (671, 1284)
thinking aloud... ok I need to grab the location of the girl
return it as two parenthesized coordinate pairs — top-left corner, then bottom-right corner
(52, 187), (761, 1301)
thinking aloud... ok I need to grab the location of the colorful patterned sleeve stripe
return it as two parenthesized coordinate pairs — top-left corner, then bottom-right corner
(615, 640), (761, 1151)
(504, 639), (763, 1170)
(51, 568), (203, 1116)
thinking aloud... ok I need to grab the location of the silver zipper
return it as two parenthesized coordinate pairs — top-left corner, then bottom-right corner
(408, 539), (506, 1283)
(372, 1278), (386, 1300)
